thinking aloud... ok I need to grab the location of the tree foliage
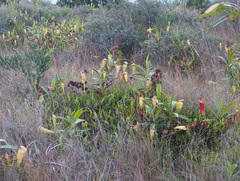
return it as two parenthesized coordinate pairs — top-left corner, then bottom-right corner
(200, 2), (239, 27)
(56, 0), (107, 8)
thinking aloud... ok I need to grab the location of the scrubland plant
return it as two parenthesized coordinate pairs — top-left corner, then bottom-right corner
(1, 0), (240, 180)
(0, 42), (53, 91)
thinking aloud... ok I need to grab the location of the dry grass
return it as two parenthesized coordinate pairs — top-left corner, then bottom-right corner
(1, 1), (240, 180)
(1, 51), (240, 180)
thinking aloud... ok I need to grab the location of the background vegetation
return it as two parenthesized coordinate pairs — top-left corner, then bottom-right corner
(1, 0), (240, 180)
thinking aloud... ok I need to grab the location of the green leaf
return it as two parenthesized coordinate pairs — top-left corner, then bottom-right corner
(228, 51), (235, 62)
(93, 69), (101, 78)
(131, 65), (146, 74)
(146, 106), (154, 118)
(41, 86), (49, 96)
(212, 17), (229, 27)
(172, 101), (177, 107)
(222, 102), (233, 114)
(220, 99), (223, 111)
(56, 39), (62, 45)
(0, 145), (18, 149)
(177, 115), (188, 120)
(73, 109), (82, 121)
(214, 100), (220, 113)
(73, 109), (87, 121)
(202, 3), (221, 14)
(51, 76), (56, 87)
(56, 116), (68, 121)
(132, 72), (146, 78)
(230, 11), (238, 20)
(150, 123), (156, 130)
(206, 106), (219, 119)
(55, 74), (59, 84)
(118, 50), (122, 60)
(200, 11), (223, 18)
(146, 54), (150, 74)
(218, 56), (228, 65)
(157, 84), (161, 100)
(72, 119), (85, 127)
(159, 114), (170, 119)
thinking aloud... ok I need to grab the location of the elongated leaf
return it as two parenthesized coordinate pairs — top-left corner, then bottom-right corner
(73, 109), (83, 121)
(214, 100), (220, 113)
(55, 74), (59, 83)
(73, 109), (87, 122)
(131, 65), (146, 74)
(146, 54), (150, 74)
(213, 17), (230, 27)
(200, 11), (223, 18)
(220, 99), (223, 111)
(206, 106), (219, 119)
(146, 106), (154, 118)
(51, 76), (56, 87)
(218, 56), (228, 65)
(222, 113), (229, 120)
(150, 123), (156, 130)
(72, 119), (85, 127)
(157, 84), (161, 100)
(41, 86), (49, 96)
(132, 72), (146, 78)
(153, 68), (163, 71)
(0, 145), (18, 149)
(148, 71), (156, 78)
(0, 139), (6, 142)
(176, 114), (188, 120)
(222, 102), (233, 114)
(139, 78), (146, 84)
(56, 116), (68, 121)
(226, 112), (237, 118)
(91, 78), (100, 81)
(172, 101), (177, 107)
(229, 51), (235, 62)
(158, 114), (170, 119)
(93, 69), (101, 78)
(204, 3), (221, 14)
(230, 11), (238, 20)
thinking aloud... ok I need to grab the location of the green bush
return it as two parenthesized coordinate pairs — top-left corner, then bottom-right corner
(0, 42), (53, 90)
(186, 0), (211, 10)
(81, 3), (143, 58)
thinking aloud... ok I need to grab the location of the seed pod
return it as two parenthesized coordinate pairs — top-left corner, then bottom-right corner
(17, 146), (27, 172)
(176, 100), (183, 111)
(39, 126), (54, 134)
(152, 96), (158, 107)
(150, 129), (155, 140)
(116, 63), (121, 77)
(123, 61), (128, 72)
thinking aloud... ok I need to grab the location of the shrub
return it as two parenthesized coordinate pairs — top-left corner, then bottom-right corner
(0, 42), (53, 91)
(81, 3), (144, 59)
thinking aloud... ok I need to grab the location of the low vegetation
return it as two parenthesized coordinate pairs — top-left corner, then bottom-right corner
(1, 0), (240, 180)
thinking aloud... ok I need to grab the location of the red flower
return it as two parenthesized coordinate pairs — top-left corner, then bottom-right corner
(199, 97), (205, 116)
(116, 62), (121, 66)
